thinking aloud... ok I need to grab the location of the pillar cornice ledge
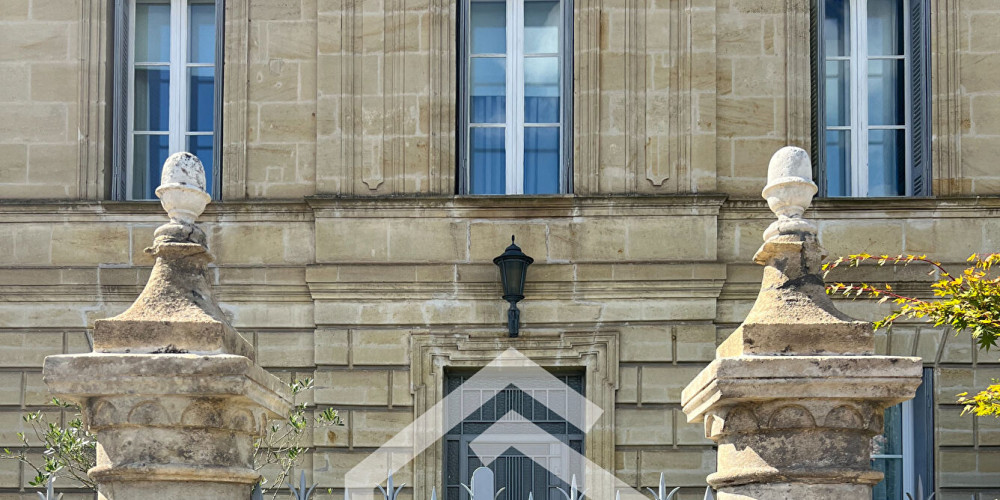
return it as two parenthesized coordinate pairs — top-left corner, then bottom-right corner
(43, 354), (289, 415)
(681, 355), (924, 421)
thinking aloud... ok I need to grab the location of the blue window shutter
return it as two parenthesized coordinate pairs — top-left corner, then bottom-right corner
(810, 0), (826, 195)
(912, 367), (934, 493)
(910, 0), (932, 196)
(112, 0), (129, 200)
(213, 0), (224, 200)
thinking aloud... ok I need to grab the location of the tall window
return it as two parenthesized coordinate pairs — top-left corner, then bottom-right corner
(813, 0), (930, 197)
(459, 0), (572, 195)
(871, 368), (934, 500)
(113, 0), (222, 200)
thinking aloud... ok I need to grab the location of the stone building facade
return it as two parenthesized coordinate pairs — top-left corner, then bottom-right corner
(0, 0), (998, 498)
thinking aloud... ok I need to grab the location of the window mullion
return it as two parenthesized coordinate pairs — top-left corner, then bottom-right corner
(901, 398), (915, 498)
(514, 0), (525, 194)
(849, 0), (860, 197)
(856, 0), (869, 197)
(169, 0), (184, 156)
(504, 0), (526, 195)
(505, 0), (517, 194)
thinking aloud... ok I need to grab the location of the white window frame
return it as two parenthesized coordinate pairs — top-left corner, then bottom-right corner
(823, 0), (913, 197)
(871, 366), (934, 500)
(460, 0), (572, 195)
(114, 0), (221, 201)
(871, 399), (915, 497)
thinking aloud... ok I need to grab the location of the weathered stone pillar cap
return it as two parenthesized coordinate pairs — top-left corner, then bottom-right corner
(681, 355), (924, 423)
(43, 353), (292, 417)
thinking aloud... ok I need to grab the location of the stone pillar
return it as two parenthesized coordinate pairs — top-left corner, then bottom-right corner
(681, 147), (923, 500)
(43, 153), (292, 500)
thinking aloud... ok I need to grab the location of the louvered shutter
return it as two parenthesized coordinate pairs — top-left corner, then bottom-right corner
(213, 0), (224, 199)
(810, 0), (825, 195)
(111, 0), (130, 200)
(909, 0), (932, 196)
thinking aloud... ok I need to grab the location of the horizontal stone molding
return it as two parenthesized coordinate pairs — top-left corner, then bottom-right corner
(721, 197), (1000, 220)
(306, 263), (726, 300)
(709, 468), (885, 489)
(89, 463), (261, 485)
(0, 266), (312, 304)
(0, 201), (314, 223)
(307, 195), (729, 218)
(306, 281), (726, 301)
(0, 284), (312, 304)
(2, 196), (1000, 222)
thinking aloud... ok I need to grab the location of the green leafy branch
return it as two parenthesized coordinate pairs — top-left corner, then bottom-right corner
(1, 398), (97, 489)
(252, 378), (344, 498)
(823, 253), (1000, 417)
(958, 379), (1000, 418)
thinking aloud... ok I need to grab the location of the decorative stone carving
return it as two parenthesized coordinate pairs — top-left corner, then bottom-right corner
(92, 154), (252, 358)
(681, 147), (923, 500)
(43, 153), (292, 500)
(760, 146), (817, 241)
(155, 152), (212, 224)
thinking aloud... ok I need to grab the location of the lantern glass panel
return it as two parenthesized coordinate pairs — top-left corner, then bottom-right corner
(506, 261), (526, 297)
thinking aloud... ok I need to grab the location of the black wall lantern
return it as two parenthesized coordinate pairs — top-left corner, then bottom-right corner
(493, 235), (534, 337)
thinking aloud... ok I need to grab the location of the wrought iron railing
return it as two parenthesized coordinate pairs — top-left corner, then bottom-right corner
(34, 472), (947, 500)
(250, 470), (712, 500)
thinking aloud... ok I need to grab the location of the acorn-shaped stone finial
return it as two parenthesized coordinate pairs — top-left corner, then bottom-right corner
(761, 147), (818, 241)
(155, 152), (212, 224)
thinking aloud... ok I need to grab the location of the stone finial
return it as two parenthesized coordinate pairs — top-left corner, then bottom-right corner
(155, 152), (212, 225)
(681, 146), (924, 500)
(43, 151), (291, 499)
(91, 152), (253, 358)
(720, 146), (864, 358)
(148, 152), (212, 251)
(761, 146), (818, 241)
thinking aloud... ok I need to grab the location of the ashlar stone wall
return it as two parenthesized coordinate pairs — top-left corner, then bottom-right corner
(0, 0), (999, 498)
(0, 0), (86, 199)
(1, 198), (999, 499)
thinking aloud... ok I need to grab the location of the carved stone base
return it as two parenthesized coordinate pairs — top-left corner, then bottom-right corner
(682, 356), (922, 498)
(716, 483), (872, 500)
(43, 353), (292, 500)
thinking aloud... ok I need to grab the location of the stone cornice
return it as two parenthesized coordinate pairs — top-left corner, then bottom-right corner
(0, 200), (314, 222)
(0, 284), (312, 303)
(3, 195), (1000, 220)
(723, 196), (1000, 219)
(305, 194), (730, 218)
(0, 268), (311, 303)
